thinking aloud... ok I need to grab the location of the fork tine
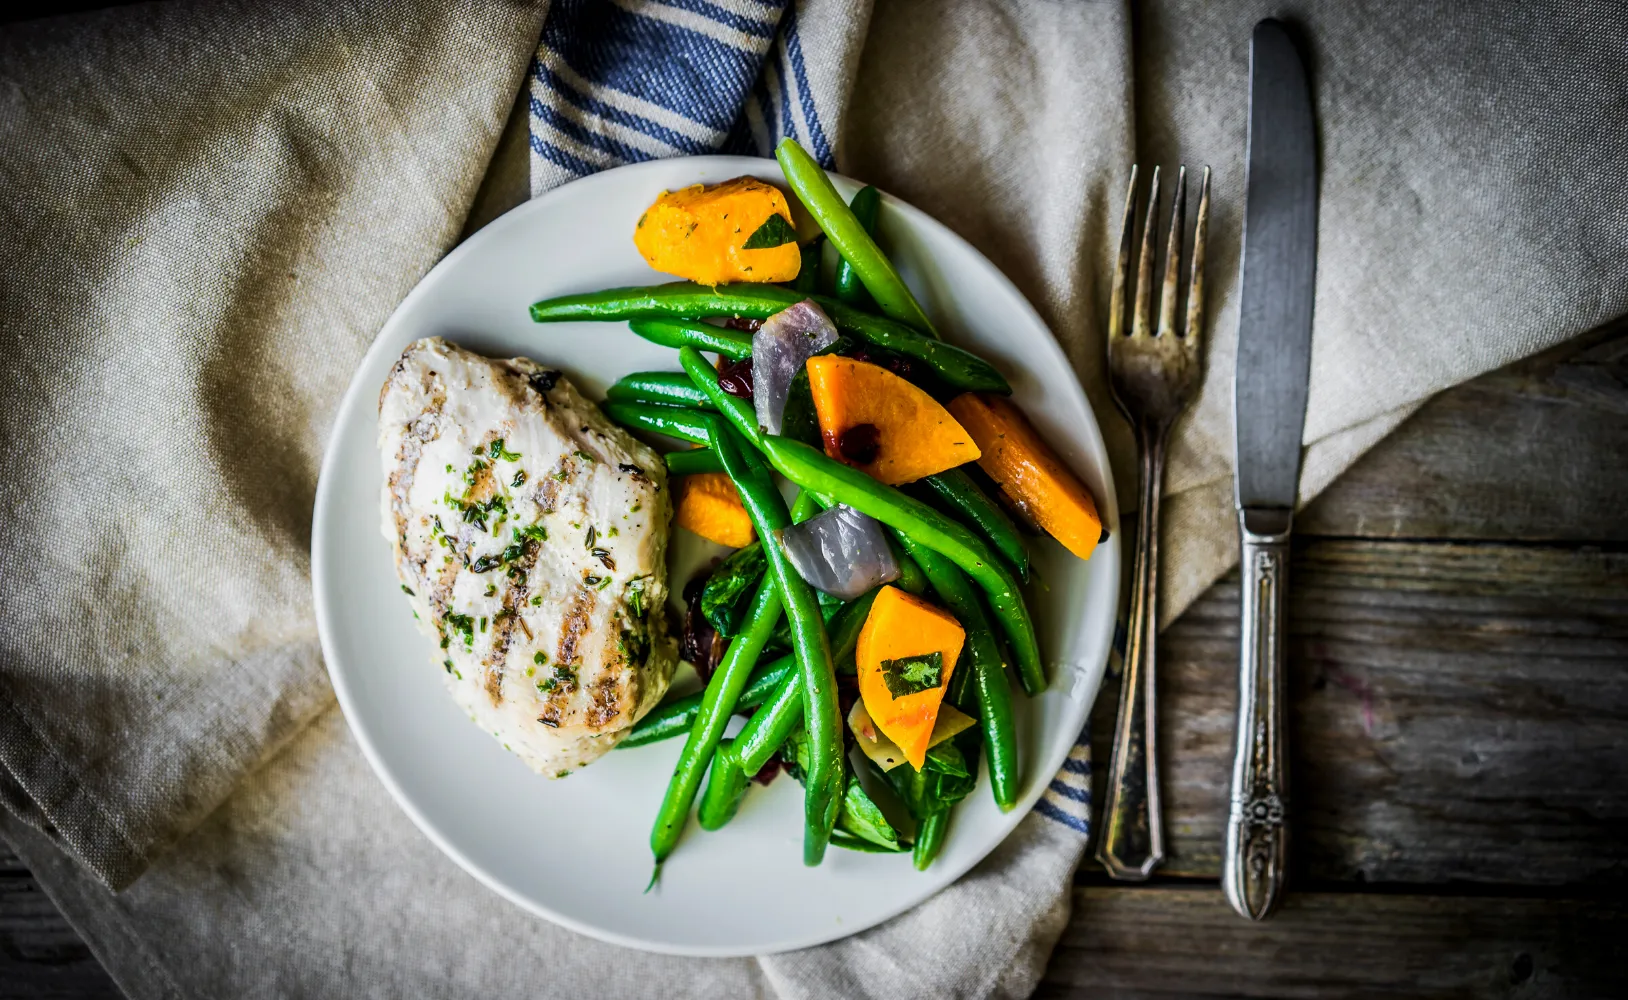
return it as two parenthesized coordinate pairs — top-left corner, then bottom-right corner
(1157, 166), (1187, 338)
(1131, 166), (1160, 339)
(1109, 166), (1139, 341)
(1184, 165), (1211, 343)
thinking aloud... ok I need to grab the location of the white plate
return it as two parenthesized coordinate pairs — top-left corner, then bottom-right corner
(312, 156), (1119, 957)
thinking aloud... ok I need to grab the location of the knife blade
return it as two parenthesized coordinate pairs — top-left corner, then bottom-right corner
(1224, 17), (1318, 922)
(1235, 19), (1318, 510)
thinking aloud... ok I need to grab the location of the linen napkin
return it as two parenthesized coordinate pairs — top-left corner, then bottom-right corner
(2, 1), (1625, 999)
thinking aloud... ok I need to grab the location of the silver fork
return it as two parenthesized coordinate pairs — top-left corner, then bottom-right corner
(1096, 164), (1211, 880)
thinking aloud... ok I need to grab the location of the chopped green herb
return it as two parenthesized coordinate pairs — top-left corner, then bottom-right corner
(554, 470), (568, 482)
(530, 595), (543, 606)
(484, 583), (497, 597)
(511, 470), (527, 488)
(607, 526), (618, 537)
(478, 616), (488, 632)
(880, 651), (946, 699)
(445, 613), (475, 648)
(596, 576), (612, 590)
(443, 659), (455, 673)
(574, 450), (595, 463)
(742, 212), (797, 249)
(400, 584), (414, 596)
(489, 438), (522, 461)
(534, 651), (547, 665)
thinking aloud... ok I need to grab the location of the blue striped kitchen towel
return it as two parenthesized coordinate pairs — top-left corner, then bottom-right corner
(524, 0), (1094, 846)
(529, 0), (841, 196)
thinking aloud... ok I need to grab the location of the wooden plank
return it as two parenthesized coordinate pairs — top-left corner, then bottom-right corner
(1088, 539), (1628, 885)
(0, 848), (120, 1000)
(1300, 321), (1628, 541)
(1038, 886), (1628, 999)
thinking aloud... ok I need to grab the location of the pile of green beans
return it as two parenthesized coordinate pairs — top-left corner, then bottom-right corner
(577, 142), (1082, 872)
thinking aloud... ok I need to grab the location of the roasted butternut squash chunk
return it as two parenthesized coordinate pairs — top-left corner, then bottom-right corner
(947, 393), (1103, 560)
(673, 472), (755, 548)
(855, 585), (965, 770)
(633, 177), (801, 285)
(805, 355), (980, 485)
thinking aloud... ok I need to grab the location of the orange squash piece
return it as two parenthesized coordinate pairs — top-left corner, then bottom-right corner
(633, 177), (801, 285)
(855, 586), (965, 769)
(805, 355), (981, 485)
(673, 473), (755, 548)
(947, 393), (1103, 561)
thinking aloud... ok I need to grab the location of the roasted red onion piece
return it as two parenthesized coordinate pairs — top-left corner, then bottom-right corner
(752, 299), (838, 435)
(772, 503), (899, 600)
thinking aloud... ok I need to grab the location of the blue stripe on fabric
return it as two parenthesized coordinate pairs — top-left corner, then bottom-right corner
(1048, 779), (1090, 803)
(775, 44), (797, 143)
(1034, 798), (1090, 835)
(527, 130), (598, 179)
(540, 0), (762, 133)
(781, 4), (833, 166)
(653, 0), (780, 37)
(1060, 756), (1090, 776)
(528, 95), (655, 166)
(531, 59), (714, 155)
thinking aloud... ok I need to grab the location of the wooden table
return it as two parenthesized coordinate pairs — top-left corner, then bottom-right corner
(3, 325), (1624, 998)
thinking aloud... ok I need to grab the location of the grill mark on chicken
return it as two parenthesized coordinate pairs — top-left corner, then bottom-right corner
(584, 667), (626, 729)
(555, 585), (596, 668)
(480, 544), (542, 706)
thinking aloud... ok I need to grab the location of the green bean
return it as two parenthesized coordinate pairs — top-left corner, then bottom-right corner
(775, 139), (938, 338)
(606, 371), (715, 410)
(649, 573), (783, 873)
(920, 468), (1030, 582)
(603, 401), (711, 446)
(760, 435), (1045, 696)
(697, 738), (749, 830)
(621, 653), (795, 749)
(912, 810), (949, 871)
(531, 282), (1007, 394)
(834, 186), (880, 309)
(707, 420), (842, 865)
(663, 448), (724, 477)
(677, 347), (760, 449)
(887, 534), (929, 597)
(792, 241), (821, 294)
(896, 534), (1020, 811)
(628, 317), (752, 360)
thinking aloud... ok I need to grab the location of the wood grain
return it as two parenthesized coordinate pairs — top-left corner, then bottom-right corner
(1300, 322), (1628, 541)
(1087, 539), (1628, 885)
(0, 849), (119, 1000)
(1038, 886), (1628, 999)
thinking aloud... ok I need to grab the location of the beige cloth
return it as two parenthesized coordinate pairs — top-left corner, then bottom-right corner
(1, 0), (1624, 997)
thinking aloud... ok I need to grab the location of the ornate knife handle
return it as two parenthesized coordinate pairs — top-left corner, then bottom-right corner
(1223, 507), (1291, 920)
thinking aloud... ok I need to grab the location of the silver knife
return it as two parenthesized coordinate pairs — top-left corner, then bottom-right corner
(1224, 18), (1318, 922)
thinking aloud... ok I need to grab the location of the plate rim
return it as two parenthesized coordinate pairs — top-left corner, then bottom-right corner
(312, 154), (1119, 957)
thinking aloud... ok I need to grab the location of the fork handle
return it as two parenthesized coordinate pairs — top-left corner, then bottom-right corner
(1223, 507), (1292, 920)
(1094, 422), (1167, 880)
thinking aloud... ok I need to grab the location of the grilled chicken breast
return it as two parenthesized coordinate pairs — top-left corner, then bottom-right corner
(378, 337), (675, 777)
